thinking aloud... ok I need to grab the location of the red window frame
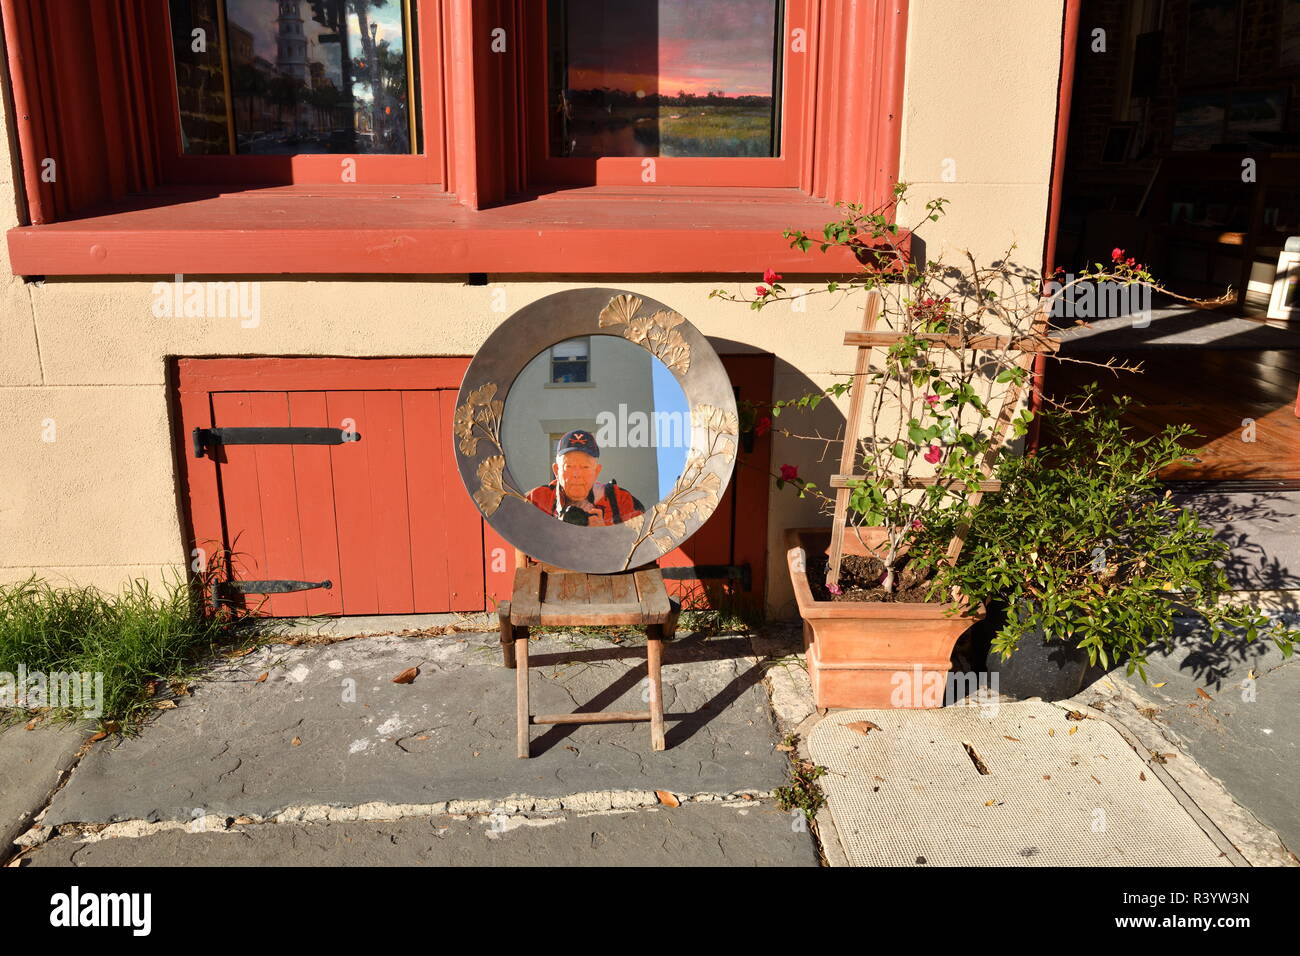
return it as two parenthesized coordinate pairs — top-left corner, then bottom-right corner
(146, 0), (446, 186)
(520, 0), (811, 189)
(1, 0), (909, 275)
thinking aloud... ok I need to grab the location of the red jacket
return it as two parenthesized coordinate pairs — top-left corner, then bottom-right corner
(526, 480), (645, 525)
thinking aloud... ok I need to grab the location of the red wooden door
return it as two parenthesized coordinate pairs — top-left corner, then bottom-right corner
(174, 354), (772, 617)
(176, 358), (514, 616)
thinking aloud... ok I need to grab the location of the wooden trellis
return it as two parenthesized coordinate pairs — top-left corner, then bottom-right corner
(824, 291), (1059, 588)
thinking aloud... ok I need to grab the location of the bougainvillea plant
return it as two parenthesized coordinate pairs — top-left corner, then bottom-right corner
(712, 183), (1229, 597)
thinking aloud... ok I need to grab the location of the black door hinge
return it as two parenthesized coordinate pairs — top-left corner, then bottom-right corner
(193, 426), (361, 459)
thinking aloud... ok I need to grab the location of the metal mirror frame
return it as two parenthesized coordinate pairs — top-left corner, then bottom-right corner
(453, 288), (739, 573)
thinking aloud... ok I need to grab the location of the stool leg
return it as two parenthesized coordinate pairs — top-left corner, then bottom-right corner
(499, 606), (516, 669)
(515, 631), (530, 758)
(647, 627), (665, 751)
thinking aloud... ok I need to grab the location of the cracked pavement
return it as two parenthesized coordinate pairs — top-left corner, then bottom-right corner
(7, 629), (819, 866)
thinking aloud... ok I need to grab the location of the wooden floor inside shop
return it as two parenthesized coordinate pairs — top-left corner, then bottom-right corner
(1046, 339), (1300, 483)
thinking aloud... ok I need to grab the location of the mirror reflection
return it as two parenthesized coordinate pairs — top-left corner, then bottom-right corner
(501, 335), (691, 527)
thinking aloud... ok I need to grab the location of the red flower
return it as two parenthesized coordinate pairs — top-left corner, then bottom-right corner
(779, 464), (799, 481)
(923, 445), (943, 464)
(911, 519), (924, 531)
(1111, 247), (1124, 261)
(1126, 257), (1135, 267)
(763, 268), (783, 285)
(755, 285), (770, 297)
(924, 394), (940, 407)
(755, 416), (772, 437)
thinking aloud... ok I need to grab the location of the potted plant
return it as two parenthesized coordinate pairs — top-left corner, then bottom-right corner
(918, 390), (1297, 700)
(714, 185), (1227, 709)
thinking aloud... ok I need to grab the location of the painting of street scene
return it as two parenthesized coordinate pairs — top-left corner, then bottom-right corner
(549, 0), (780, 158)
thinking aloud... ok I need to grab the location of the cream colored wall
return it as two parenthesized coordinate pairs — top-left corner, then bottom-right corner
(0, 0), (1064, 617)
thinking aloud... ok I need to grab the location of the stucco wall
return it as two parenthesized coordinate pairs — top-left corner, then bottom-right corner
(0, 0), (1064, 618)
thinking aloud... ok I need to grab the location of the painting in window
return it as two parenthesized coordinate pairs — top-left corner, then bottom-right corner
(170, 0), (419, 155)
(547, 0), (782, 158)
(551, 339), (591, 384)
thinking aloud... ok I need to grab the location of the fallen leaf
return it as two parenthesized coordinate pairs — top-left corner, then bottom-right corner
(225, 647), (256, 659)
(1151, 681), (1166, 688)
(740, 793), (755, 801)
(154, 700), (177, 710)
(170, 683), (190, 697)
(1003, 735), (1021, 742)
(873, 775), (885, 782)
(1247, 669), (1256, 680)
(103, 721), (120, 734)
(234, 816), (254, 825)
(775, 743), (794, 752)
(1139, 772), (1146, 781)
(655, 790), (680, 807)
(1065, 710), (1086, 721)
(1196, 687), (1213, 700)
(1042, 774), (1050, 780)
(255, 672), (268, 683)
(89, 731), (107, 742)
(984, 800), (996, 806)
(1138, 707), (1159, 719)
(1048, 727), (1055, 737)
(25, 719), (37, 731)
(1068, 726), (1078, 735)
(392, 667), (420, 684)
(291, 737), (302, 746)
(415, 735), (430, 742)
(846, 720), (883, 736)
(1091, 775), (1102, 784)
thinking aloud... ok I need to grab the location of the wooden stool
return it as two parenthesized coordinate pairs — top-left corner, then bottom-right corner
(498, 564), (680, 758)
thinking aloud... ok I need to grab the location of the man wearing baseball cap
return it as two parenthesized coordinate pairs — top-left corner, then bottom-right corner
(525, 429), (646, 527)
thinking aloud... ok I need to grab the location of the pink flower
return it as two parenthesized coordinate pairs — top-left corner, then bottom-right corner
(924, 394), (940, 407)
(827, 583), (842, 596)
(755, 285), (770, 297)
(911, 519), (924, 531)
(763, 268), (783, 285)
(1111, 247), (1124, 261)
(779, 464), (799, 481)
(755, 416), (772, 437)
(923, 445), (943, 464)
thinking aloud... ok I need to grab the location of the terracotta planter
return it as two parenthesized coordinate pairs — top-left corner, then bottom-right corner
(785, 527), (985, 709)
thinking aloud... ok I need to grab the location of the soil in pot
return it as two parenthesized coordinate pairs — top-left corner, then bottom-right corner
(806, 552), (938, 604)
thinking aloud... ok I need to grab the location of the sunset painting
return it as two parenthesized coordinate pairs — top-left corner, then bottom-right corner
(548, 0), (781, 158)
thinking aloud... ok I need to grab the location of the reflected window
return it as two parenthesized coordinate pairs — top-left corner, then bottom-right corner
(550, 338), (591, 384)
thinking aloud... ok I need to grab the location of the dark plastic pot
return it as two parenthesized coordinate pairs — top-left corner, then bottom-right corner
(975, 602), (1091, 701)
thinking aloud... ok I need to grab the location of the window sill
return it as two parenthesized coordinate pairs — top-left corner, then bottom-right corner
(6, 185), (876, 277)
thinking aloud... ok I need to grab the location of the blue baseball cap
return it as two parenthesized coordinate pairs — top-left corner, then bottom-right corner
(556, 429), (600, 458)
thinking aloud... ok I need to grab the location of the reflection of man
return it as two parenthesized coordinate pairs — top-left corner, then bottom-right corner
(526, 429), (646, 527)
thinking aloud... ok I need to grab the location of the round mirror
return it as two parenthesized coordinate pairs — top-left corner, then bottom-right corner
(453, 288), (738, 573)
(501, 335), (691, 529)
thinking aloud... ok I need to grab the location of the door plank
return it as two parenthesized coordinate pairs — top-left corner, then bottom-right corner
(437, 390), (488, 611)
(360, 390), (416, 613)
(288, 391), (345, 616)
(404, 390), (452, 613)
(248, 391), (309, 617)
(327, 390), (380, 614)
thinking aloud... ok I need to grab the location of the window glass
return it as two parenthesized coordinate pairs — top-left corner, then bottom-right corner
(170, 0), (419, 155)
(547, 0), (782, 159)
(551, 338), (591, 383)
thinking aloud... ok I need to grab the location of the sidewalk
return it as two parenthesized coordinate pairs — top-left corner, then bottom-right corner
(5, 625), (818, 867)
(4, 615), (1295, 867)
